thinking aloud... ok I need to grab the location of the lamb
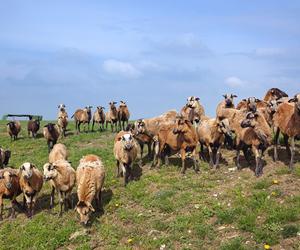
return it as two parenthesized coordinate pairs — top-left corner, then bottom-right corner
(114, 132), (138, 186)
(153, 114), (200, 174)
(216, 94), (237, 118)
(263, 88), (288, 102)
(118, 101), (130, 131)
(43, 123), (60, 152)
(0, 168), (22, 220)
(236, 111), (272, 176)
(7, 121), (21, 141)
(197, 118), (233, 168)
(71, 106), (93, 134)
(19, 162), (43, 218)
(57, 114), (68, 138)
(27, 119), (40, 138)
(76, 154), (105, 225)
(106, 102), (119, 132)
(43, 160), (76, 216)
(273, 93), (300, 169)
(49, 143), (68, 164)
(0, 147), (11, 169)
(92, 106), (106, 131)
(181, 96), (205, 124)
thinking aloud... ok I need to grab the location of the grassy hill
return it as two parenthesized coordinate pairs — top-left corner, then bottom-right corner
(0, 120), (299, 250)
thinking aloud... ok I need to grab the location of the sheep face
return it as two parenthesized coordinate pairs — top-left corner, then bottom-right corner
(241, 112), (258, 128)
(43, 163), (58, 181)
(119, 101), (127, 107)
(136, 120), (146, 134)
(186, 96), (199, 108)
(76, 201), (95, 225)
(20, 162), (34, 179)
(97, 106), (104, 112)
(222, 94), (237, 107)
(109, 102), (117, 111)
(247, 97), (259, 112)
(173, 116), (189, 134)
(0, 171), (16, 190)
(289, 94), (300, 111)
(218, 119), (232, 138)
(267, 100), (279, 114)
(7, 122), (15, 130)
(58, 104), (66, 111)
(121, 133), (135, 150)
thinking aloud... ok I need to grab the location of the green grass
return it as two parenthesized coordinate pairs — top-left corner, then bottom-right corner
(0, 120), (299, 249)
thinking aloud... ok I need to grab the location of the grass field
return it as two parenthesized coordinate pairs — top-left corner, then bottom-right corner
(0, 120), (299, 250)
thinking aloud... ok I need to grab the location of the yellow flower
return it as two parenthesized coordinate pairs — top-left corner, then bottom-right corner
(115, 203), (119, 207)
(273, 180), (278, 184)
(264, 244), (270, 249)
(271, 192), (276, 196)
(127, 238), (133, 244)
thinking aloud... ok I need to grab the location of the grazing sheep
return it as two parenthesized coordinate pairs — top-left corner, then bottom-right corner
(0, 147), (11, 169)
(43, 123), (60, 152)
(19, 163), (43, 218)
(106, 102), (119, 132)
(43, 160), (76, 216)
(236, 111), (272, 176)
(71, 106), (93, 134)
(92, 106), (106, 131)
(76, 155), (105, 225)
(114, 132), (138, 186)
(27, 119), (40, 138)
(154, 114), (200, 174)
(216, 94), (237, 118)
(58, 114), (68, 138)
(7, 121), (21, 141)
(0, 168), (22, 220)
(118, 101), (130, 131)
(49, 143), (68, 164)
(263, 88), (288, 102)
(181, 96), (205, 124)
(197, 118), (233, 168)
(273, 94), (300, 169)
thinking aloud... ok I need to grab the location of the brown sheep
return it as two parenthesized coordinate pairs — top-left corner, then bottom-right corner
(71, 106), (92, 134)
(0, 147), (11, 169)
(216, 94), (237, 118)
(236, 97), (267, 112)
(43, 160), (76, 216)
(114, 132), (138, 186)
(273, 94), (300, 169)
(92, 106), (106, 131)
(27, 119), (40, 139)
(237, 111), (272, 176)
(0, 168), (22, 220)
(106, 102), (119, 132)
(49, 143), (68, 164)
(197, 118), (233, 168)
(7, 121), (21, 141)
(263, 88), (288, 102)
(76, 154), (105, 225)
(154, 114), (200, 174)
(118, 101), (130, 131)
(43, 123), (60, 152)
(58, 114), (68, 138)
(181, 96), (205, 124)
(19, 162), (43, 218)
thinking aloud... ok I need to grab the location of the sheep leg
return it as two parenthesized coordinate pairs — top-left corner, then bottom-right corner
(140, 143), (144, 160)
(199, 142), (205, 161)
(180, 149), (187, 174)
(235, 146), (241, 170)
(289, 136), (295, 170)
(50, 186), (55, 209)
(10, 199), (16, 219)
(253, 147), (261, 177)
(208, 145), (214, 167)
(116, 160), (120, 178)
(147, 142), (152, 159)
(283, 134), (291, 157)
(164, 152), (169, 166)
(192, 148), (200, 172)
(0, 197), (3, 221)
(215, 146), (221, 168)
(273, 127), (280, 161)
(57, 191), (63, 216)
(92, 120), (95, 131)
(123, 164), (129, 186)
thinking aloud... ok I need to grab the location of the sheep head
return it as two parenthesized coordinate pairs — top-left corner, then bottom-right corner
(173, 115), (189, 134)
(43, 163), (58, 181)
(58, 104), (66, 111)
(76, 200), (95, 225)
(186, 96), (199, 108)
(217, 118), (233, 138)
(19, 162), (35, 179)
(120, 133), (135, 150)
(288, 93), (300, 112)
(241, 112), (258, 128)
(135, 119), (146, 134)
(0, 170), (17, 190)
(222, 94), (237, 107)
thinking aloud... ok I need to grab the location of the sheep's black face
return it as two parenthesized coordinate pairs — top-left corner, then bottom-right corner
(247, 98), (257, 112)
(241, 112), (257, 128)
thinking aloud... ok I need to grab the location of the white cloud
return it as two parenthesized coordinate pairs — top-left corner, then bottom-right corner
(225, 76), (245, 87)
(102, 59), (142, 78)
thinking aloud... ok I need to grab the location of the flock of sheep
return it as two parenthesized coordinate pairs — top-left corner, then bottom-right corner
(0, 88), (299, 225)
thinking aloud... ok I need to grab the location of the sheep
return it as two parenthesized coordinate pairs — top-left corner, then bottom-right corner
(114, 132), (138, 186)
(49, 143), (68, 164)
(273, 93), (300, 169)
(106, 102), (119, 132)
(71, 106), (93, 134)
(57, 114), (68, 138)
(263, 88), (288, 102)
(0, 147), (11, 169)
(0, 168), (22, 220)
(7, 121), (21, 141)
(57, 104), (68, 118)
(236, 111), (272, 176)
(43, 123), (60, 153)
(118, 101), (130, 131)
(43, 160), (76, 216)
(197, 118), (233, 168)
(76, 154), (105, 225)
(216, 94), (237, 118)
(236, 97), (267, 112)
(153, 114), (200, 174)
(19, 162), (43, 218)
(27, 119), (40, 138)
(92, 106), (106, 131)
(181, 96), (205, 124)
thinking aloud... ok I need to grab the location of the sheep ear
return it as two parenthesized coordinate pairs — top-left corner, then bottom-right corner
(87, 202), (95, 212)
(242, 99), (246, 102)
(222, 94), (226, 98)
(288, 98), (296, 103)
(195, 97), (199, 101)
(232, 94), (237, 98)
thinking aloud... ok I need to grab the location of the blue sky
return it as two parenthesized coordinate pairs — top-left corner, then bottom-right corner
(0, 0), (299, 119)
